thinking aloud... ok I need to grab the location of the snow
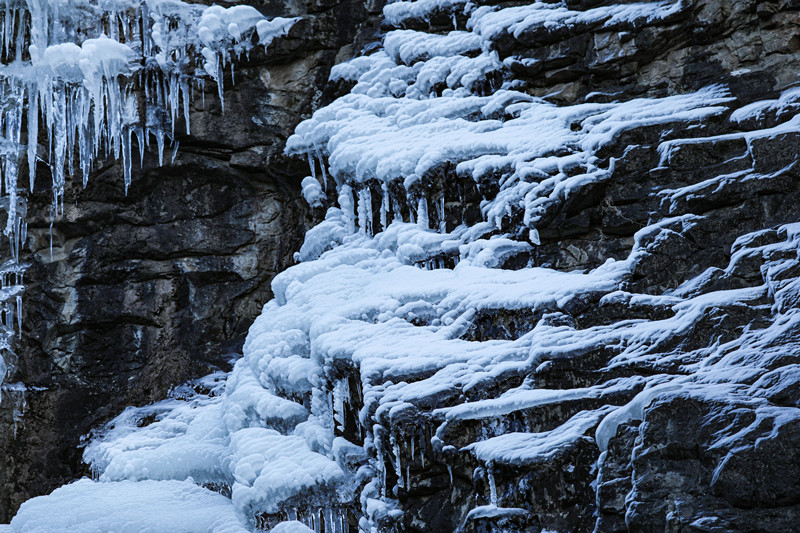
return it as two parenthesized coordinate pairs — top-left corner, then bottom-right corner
(465, 408), (613, 465)
(301, 176), (326, 208)
(198, 6), (298, 95)
(470, 1), (686, 43)
(228, 428), (346, 516)
(438, 379), (642, 423)
(729, 86), (800, 124)
(58, 187), (800, 527)
(464, 505), (528, 520)
(383, 0), (470, 27)
(5, 478), (250, 533)
(286, 51), (730, 234)
(270, 522), (314, 533)
(80, 362), (349, 526)
(384, 30), (481, 65)
(658, 114), (800, 170)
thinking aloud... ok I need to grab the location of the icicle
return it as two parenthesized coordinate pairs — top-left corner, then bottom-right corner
(181, 77), (191, 133)
(417, 197), (429, 229)
(51, 86), (67, 219)
(447, 464), (453, 485)
(487, 463), (497, 506)
(155, 130), (165, 166)
(4, 84), (22, 241)
(338, 185), (356, 234)
(14, 8), (23, 64)
(357, 187), (373, 235)
(391, 193), (403, 223)
(27, 86), (38, 193)
(48, 217), (53, 261)
(333, 380), (345, 432)
(314, 146), (328, 190)
(380, 183), (389, 231)
(376, 432), (387, 498)
(394, 435), (403, 489)
(438, 194), (446, 234)
(168, 74), (179, 137)
(135, 127), (145, 167)
(20, 222), (26, 259)
(216, 60), (225, 111)
(122, 128), (132, 194)
(307, 151), (317, 182)
(419, 428), (426, 467)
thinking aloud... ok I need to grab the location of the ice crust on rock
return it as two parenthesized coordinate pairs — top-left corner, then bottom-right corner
(7, 0), (800, 530)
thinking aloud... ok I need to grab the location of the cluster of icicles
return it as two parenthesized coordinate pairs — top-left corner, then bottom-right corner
(0, 0), (293, 387)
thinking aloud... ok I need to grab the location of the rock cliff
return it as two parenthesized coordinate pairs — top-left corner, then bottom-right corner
(3, 0), (800, 532)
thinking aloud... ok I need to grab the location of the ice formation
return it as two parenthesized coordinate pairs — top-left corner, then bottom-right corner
(5, 0), (800, 531)
(0, 0), (297, 394)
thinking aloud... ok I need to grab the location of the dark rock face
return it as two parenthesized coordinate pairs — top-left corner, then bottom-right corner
(617, 397), (800, 532)
(0, 0), (382, 520)
(499, 0), (800, 105)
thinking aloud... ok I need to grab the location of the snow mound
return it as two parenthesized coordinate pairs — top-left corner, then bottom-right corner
(6, 479), (249, 533)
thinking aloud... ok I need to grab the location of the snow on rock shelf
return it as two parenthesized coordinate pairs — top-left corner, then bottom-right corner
(6, 0), (800, 531)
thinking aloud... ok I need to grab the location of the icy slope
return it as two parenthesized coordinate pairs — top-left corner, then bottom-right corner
(7, 0), (800, 531)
